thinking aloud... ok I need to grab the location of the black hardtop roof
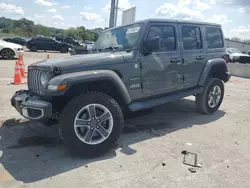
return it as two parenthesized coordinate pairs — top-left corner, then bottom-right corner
(140, 18), (221, 26)
(105, 18), (221, 32)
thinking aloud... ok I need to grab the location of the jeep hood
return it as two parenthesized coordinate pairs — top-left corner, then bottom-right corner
(31, 52), (125, 73)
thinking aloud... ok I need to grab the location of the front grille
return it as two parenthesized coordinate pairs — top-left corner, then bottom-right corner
(239, 56), (250, 64)
(28, 67), (51, 96)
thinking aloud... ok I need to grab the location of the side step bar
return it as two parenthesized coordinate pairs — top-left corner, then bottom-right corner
(128, 87), (203, 112)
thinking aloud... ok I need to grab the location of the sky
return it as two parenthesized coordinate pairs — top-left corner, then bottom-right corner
(0, 0), (250, 39)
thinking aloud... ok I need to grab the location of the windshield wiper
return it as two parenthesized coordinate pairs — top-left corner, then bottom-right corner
(91, 48), (101, 53)
(105, 46), (118, 53)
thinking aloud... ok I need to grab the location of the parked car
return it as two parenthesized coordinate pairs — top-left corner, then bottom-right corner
(226, 47), (250, 63)
(56, 36), (80, 46)
(69, 41), (95, 55)
(26, 37), (72, 53)
(11, 19), (231, 157)
(0, 39), (24, 59)
(69, 47), (89, 55)
(3, 37), (27, 46)
(83, 41), (94, 50)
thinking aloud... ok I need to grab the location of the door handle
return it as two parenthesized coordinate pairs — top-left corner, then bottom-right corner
(170, 58), (182, 63)
(196, 55), (205, 60)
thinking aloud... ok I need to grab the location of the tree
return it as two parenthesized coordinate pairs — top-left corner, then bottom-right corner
(230, 37), (242, 42)
(0, 17), (98, 41)
(77, 26), (87, 41)
(13, 18), (35, 36)
(243, 39), (250, 44)
(2, 28), (10, 33)
(33, 24), (50, 36)
(64, 27), (78, 39)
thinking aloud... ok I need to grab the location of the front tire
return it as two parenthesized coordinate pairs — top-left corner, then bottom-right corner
(31, 45), (37, 52)
(0, 48), (15, 59)
(59, 92), (124, 157)
(196, 78), (224, 114)
(60, 47), (67, 53)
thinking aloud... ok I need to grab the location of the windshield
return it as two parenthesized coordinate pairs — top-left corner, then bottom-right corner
(227, 48), (241, 54)
(93, 23), (143, 51)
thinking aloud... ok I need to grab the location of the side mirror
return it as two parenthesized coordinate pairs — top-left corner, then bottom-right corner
(144, 37), (160, 54)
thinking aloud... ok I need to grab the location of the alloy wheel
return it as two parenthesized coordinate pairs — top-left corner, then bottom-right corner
(74, 104), (113, 145)
(208, 85), (222, 108)
(1, 49), (14, 59)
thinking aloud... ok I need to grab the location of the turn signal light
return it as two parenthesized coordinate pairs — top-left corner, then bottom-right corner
(57, 84), (67, 90)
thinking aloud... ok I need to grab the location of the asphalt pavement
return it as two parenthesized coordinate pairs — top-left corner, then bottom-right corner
(0, 51), (250, 188)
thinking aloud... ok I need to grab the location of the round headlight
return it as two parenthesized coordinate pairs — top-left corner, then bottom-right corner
(40, 71), (50, 87)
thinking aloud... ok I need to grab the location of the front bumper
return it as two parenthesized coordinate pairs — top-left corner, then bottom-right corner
(239, 56), (250, 64)
(11, 90), (52, 121)
(231, 56), (250, 63)
(14, 49), (24, 57)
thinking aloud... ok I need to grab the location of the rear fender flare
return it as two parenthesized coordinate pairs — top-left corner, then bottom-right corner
(199, 58), (228, 86)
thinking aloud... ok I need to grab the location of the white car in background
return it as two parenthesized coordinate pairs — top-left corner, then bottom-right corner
(0, 39), (24, 59)
(83, 41), (94, 50)
(226, 47), (250, 63)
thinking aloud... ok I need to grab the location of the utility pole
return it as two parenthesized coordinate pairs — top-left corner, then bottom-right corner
(109, 0), (119, 28)
(114, 0), (119, 26)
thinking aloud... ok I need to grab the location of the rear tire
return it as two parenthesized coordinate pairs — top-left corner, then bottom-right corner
(59, 92), (124, 157)
(60, 47), (67, 53)
(196, 78), (224, 114)
(31, 45), (37, 52)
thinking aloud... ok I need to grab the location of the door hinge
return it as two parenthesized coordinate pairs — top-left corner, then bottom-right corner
(182, 58), (185, 64)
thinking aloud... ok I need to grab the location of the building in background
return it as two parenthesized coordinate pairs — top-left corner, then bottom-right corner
(122, 7), (136, 26)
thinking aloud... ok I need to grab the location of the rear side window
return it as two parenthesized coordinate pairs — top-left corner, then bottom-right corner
(181, 26), (202, 50)
(146, 25), (176, 52)
(205, 27), (224, 48)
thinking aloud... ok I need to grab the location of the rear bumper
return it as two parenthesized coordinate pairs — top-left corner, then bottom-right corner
(11, 90), (52, 121)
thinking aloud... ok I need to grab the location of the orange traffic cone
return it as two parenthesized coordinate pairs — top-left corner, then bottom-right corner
(18, 55), (25, 78)
(18, 52), (22, 61)
(12, 61), (24, 85)
(19, 53), (25, 64)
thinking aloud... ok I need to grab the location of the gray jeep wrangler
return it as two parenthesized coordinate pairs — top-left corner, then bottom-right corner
(11, 19), (231, 157)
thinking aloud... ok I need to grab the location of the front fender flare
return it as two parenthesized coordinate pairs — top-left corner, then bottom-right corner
(45, 70), (131, 104)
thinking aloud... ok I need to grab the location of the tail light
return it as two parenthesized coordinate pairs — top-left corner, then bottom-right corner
(223, 54), (230, 63)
